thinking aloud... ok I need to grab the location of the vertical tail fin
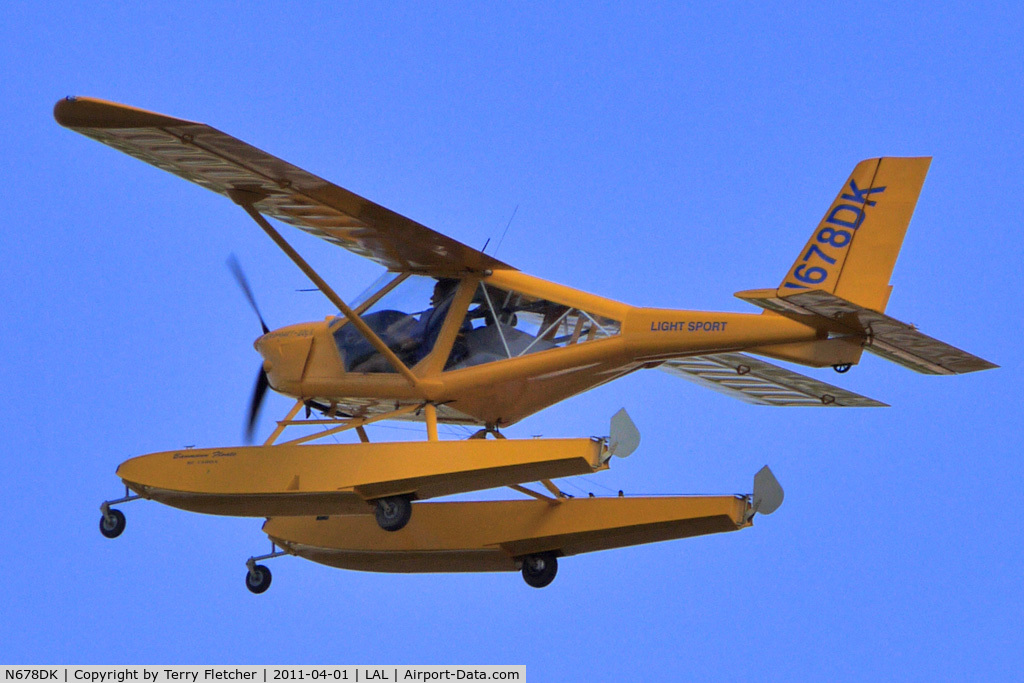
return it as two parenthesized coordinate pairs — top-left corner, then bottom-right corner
(736, 157), (994, 376)
(778, 157), (931, 313)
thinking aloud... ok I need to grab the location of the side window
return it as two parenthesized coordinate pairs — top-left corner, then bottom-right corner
(445, 282), (620, 370)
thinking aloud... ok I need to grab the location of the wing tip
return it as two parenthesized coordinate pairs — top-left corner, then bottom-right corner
(54, 96), (195, 130)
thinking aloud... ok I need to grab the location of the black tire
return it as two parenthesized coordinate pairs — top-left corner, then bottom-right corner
(99, 509), (126, 539)
(375, 495), (413, 532)
(833, 364), (852, 374)
(245, 564), (272, 594)
(521, 552), (558, 588)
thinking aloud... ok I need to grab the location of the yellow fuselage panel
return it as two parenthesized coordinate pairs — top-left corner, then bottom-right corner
(265, 496), (751, 573)
(623, 308), (818, 358)
(255, 301), (821, 425)
(117, 439), (607, 516)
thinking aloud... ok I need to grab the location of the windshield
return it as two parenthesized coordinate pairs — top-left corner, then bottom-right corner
(332, 275), (461, 373)
(349, 271), (402, 311)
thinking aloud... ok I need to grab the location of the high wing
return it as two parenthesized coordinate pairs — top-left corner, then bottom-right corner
(54, 97), (512, 274)
(658, 353), (887, 407)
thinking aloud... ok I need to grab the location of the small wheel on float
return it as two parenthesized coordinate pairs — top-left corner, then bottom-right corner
(99, 508), (126, 539)
(833, 363), (852, 374)
(245, 564), (272, 594)
(521, 552), (558, 588)
(375, 495), (413, 532)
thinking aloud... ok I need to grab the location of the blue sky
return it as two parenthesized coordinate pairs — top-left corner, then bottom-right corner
(2, 2), (1021, 678)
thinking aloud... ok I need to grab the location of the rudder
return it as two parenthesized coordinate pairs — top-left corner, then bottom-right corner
(778, 157), (931, 313)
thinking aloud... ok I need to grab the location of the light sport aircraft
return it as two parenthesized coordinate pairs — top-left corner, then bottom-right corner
(56, 97), (995, 593)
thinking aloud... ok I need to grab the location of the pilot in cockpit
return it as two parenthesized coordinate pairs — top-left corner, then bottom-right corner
(334, 277), (473, 372)
(413, 278), (467, 363)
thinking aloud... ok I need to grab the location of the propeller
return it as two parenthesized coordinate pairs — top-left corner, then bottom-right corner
(246, 367), (270, 443)
(228, 254), (271, 442)
(228, 254), (270, 335)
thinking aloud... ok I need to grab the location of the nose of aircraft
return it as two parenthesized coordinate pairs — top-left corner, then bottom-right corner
(246, 323), (317, 442)
(253, 332), (272, 372)
(253, 323), (318, 393)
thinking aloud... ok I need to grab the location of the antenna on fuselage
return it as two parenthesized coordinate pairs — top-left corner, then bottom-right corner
(489, 204), (518, 257)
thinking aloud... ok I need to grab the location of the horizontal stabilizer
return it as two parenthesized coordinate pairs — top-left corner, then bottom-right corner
(738, 289), (996, 375)
(658, 353), (886, 407)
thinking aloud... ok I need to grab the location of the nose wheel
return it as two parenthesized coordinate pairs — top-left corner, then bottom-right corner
(245, 564), (273, 594)
(245, 544), (288, 594)
(99, 508), (126, 538)
(99, 488), (141, 539)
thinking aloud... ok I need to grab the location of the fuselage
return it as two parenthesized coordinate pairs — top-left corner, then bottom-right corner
(256, 269), (822, 426)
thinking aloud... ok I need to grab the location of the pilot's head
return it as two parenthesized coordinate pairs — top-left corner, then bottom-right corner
(431, 278), (459, 306)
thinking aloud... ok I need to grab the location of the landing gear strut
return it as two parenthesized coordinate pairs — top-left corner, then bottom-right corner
(245, 544), (287, 594)
(521, 552), (558, 588)
(375, 495), (413, 532)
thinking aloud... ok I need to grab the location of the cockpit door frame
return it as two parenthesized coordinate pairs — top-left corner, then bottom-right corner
(413, 276), (483, 377)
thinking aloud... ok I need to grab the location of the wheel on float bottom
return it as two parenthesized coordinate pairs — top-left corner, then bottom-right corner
(99, 508), (126, 539)
(521, 552), (558, 588)
(245, 564), (272, 594)
(833, 363), (852, 374)
(374, 495), (413, 532)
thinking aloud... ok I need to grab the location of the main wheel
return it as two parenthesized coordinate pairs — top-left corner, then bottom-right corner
(245, 564), (272, 594)
(521, 552), (558, 588)
(833, 363), (852, 374)
(99, 509), (126, 539)
(375, 495), (413, 532)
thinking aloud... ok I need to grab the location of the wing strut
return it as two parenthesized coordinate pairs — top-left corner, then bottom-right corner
(229, 190), (425, 392)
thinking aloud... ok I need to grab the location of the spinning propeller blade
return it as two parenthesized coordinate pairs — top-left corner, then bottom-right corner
(227, 254), (270, 335)
(246, 366), (270, 444)
(227, 254), (272, 443)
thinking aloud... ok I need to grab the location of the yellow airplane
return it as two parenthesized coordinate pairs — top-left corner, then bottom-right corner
(56, 97), (995, 593)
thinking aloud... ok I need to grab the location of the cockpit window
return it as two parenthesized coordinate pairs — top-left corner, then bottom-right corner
(331, 276), (619, 374)
(332, 275), (460, 373)
(444, 282), (621, 370)
(349, 271), (404, 312)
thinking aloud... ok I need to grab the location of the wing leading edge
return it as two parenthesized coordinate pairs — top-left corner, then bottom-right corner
(54, 96), (513, 275)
